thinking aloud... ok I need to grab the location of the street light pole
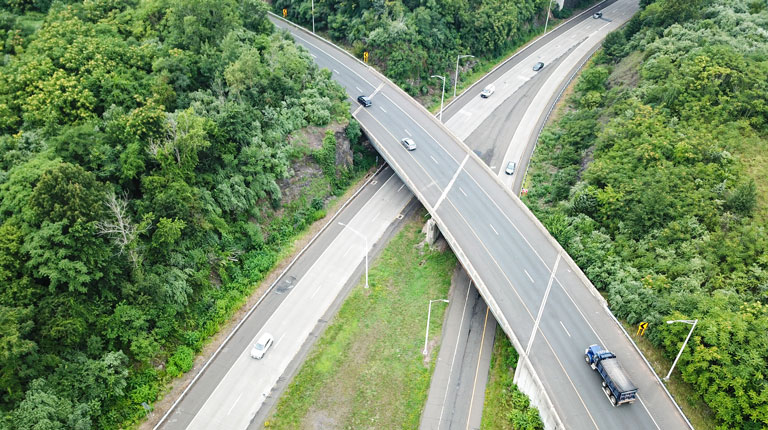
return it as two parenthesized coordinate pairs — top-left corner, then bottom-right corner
(311, 0), (315, 33)
(423, 299), (449, 355)
(431, 75), (446, 122)
(543, 0), (554, 34)
(338, 222), (368, 288)
(664, 319), (698, 381)
(453, 54), (474, 97)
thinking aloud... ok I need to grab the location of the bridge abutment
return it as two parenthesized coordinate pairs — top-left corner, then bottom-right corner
(514, 357), (565, 429)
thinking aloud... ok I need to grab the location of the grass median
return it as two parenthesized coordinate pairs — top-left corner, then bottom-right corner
(264, 212), (456, 429)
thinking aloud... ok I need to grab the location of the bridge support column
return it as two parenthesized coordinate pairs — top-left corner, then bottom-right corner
(514, 357), (565, 429)
(424, 218), (441, 245)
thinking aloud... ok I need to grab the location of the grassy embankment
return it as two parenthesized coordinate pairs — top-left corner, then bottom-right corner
(265, 213), (456, 428)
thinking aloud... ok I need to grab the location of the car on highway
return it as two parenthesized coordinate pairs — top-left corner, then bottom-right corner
(505, 161), (516, 175)
(533, 62), (545, 71)
(593, 11), (603, 19)
(357, 95), (372, 107)
(480, 84), (495, 98)
(250, 333), (274, 359)
(401, 137), (417, 151)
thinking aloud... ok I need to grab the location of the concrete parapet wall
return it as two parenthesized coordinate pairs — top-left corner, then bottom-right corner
(515, 357), (565, 430)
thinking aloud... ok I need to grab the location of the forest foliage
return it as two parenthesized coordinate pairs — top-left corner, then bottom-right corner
(273, 0), (550, 95)
(0, 0), (369, 428)
(525, 0), (768, 427)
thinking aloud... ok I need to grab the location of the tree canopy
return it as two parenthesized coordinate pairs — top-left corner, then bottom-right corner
(526, 0), (768, 427)
(0, 0), (363, 428)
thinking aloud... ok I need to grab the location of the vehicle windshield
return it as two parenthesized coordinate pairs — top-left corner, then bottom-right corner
(255, 343), (265, 350)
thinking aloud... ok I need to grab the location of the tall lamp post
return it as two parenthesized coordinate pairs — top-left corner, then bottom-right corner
(453, 54), (474, 97)
(423, 299), (449, 354)
(311, 0), (315, 33)
(543, 0), (554, 34)
(431, 75), (446, 122)
(338, 222), (368, 289)
(664, 319), (698, 381)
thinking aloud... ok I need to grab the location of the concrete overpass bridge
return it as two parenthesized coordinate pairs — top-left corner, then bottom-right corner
(270, 3), (692, 428)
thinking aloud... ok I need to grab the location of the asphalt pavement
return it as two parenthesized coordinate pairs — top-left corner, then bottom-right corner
(420, 269), (495, 430)
(271, 5), (692, 429)
(157, 167), (416, 429)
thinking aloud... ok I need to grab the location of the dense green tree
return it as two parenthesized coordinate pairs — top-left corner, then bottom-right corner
(526, 1), (768, 426)
(0, 0), (358, 427)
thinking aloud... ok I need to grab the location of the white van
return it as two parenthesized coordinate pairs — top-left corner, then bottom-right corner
(480, 85), (495, 98)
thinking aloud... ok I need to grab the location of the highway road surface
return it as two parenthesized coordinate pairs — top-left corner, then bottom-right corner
(271, 2), (692, 428)
(157, 167), (415, 429)
(420, 270), (495, 430)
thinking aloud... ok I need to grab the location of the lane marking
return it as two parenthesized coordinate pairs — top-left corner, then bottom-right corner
(227, 393), (243, 415)
(398, 184), (405, 192)
(288, 31), (375, 88)
(439, 198), (600, 429)
(525, 253), (561, 355)
(310, 283), (323, 299)
(489, 224), (498, 236)
(434, 154), (469, 211)
(277, 333), (286, 346)
(310, 53), (317, 58)
(637, 396), (662, 430)
(437, 279), (473, 428)
(355, 86), (362, 92)
(342, 247), (352, 258)
(370, 82), (384, 97)
(404, 128), (412, 136)
(380, 93), (460, 166)
(380, 106), (387, 113)
(430, 155), (439, 165)
(183, 170), (403, 428)
(333, 69), (339, 74)
(559, 321), (571, 337)
(459, 187), (467, 197)
(355, 107), (444, 205)
(524, 269), (534, 283)
(466, 305), (491, 430)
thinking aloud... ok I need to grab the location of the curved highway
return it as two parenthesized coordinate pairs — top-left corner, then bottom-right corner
(270, 2), (691, 428)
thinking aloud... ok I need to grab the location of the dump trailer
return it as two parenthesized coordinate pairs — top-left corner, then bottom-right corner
(584, 344), (638, 406)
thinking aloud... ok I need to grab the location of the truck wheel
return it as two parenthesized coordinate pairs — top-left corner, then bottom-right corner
(603, 386), (610, 397)
(610, 394), (617, 406)
(601, 381), (607, 388)
(585, 355), (590, 364)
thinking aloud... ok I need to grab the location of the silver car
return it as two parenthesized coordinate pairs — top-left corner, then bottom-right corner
(250, 333), (274, 359)
(505, 161), (517, 175)
(401, 137), (417, 151)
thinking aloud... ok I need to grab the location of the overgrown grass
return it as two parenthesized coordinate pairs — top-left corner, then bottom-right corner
(265, 213), (456, 429)
(481, 334), (543, 430)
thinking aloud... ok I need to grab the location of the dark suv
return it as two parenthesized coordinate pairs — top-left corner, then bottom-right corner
(357, 95), (372, 107)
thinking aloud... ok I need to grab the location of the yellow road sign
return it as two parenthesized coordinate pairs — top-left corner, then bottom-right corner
(637, 322), (649, 336)
(283, 8), (287, 17)
(363, 51), (369, 63)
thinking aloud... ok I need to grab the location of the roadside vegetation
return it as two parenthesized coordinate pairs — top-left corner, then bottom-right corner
(523, 0), (768, 428)
(481, 334), (543, 430)
(265, 213), (456, 429)
(0, 1), (376, 428)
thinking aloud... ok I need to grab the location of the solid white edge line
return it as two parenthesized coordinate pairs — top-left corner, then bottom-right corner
(153, 164), (389, 429)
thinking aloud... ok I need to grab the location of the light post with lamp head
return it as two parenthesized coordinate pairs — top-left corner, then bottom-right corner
(423, 299), (449, 355)
(431, 75), (446, 122)
(453, 54), (474, 97)
(664, 319), (698, 381)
